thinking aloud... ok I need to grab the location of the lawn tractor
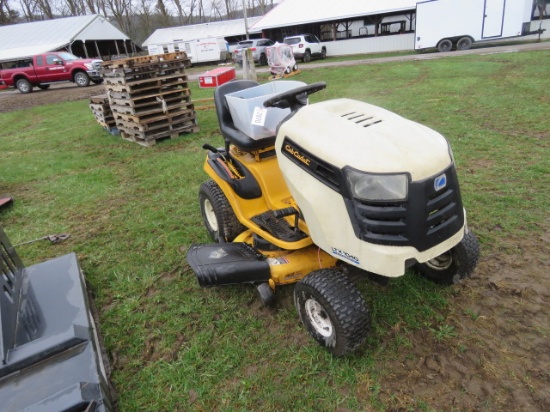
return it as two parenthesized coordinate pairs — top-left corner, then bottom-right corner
(186, 80), (480, 356)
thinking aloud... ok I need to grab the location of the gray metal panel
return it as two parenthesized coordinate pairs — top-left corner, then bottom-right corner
(0, 227), (113, 411)
(0, 226), (24, 364)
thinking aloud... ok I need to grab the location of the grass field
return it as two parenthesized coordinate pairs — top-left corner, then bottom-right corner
(1, 50), (549, 411)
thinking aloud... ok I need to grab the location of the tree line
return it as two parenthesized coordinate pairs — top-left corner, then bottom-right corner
(0, 0), (275, 44)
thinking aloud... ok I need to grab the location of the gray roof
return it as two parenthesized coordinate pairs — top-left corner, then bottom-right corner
(142, 17), (263, 47)
(252, 0), (418, 30)
(0, 15), (129, 62)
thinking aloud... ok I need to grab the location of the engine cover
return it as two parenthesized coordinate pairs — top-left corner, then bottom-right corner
(275, 99), (465, 277)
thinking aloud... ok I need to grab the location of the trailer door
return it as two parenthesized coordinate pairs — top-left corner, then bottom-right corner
(482, 0), (506, 38)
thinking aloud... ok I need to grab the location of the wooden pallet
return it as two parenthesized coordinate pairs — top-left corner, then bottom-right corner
(106, 87), (190, 102)
(102, 52), (191, 70)
(120, 122), (199, 147)
(104, 77), (189, 94)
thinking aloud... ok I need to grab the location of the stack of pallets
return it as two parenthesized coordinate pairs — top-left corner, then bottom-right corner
(89, 94), (118, 135)
(100, 52), (199, 147)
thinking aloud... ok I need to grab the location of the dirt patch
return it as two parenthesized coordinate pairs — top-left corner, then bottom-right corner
(0, 83), (106, 112)
(376, 231), (550, 411)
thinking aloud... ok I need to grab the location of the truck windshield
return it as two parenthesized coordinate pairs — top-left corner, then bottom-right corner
(57, 52), (80, 61)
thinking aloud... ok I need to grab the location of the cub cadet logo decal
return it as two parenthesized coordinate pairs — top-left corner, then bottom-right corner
(434, 173), (447, 191)
(331, 247), (360, 265)
(284, 144), (311, 167)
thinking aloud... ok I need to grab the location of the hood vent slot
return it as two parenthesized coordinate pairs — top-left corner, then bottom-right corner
(341, 111), (382, 128)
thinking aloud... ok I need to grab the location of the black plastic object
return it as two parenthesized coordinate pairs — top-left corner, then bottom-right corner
(0, 226), (113, 411)
(187, 243), (270, 287)
(251, 210), (307, 242)
(206, 150), (262, 199)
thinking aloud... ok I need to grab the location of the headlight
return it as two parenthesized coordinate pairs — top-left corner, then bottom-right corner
(346, 169), (408, 202)
(84, 63), (93, 70)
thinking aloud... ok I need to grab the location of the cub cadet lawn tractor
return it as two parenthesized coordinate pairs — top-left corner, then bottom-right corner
(186, 80), (479, 356)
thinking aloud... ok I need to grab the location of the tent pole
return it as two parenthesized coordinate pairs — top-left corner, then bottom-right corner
(83, 41), (89, 58)
(123, 40), (129, 56)
(95, 41), (101, 59)
(114, 40), (121, 56)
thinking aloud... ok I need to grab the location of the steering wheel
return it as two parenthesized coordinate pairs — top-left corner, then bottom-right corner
(263, 81), (327, 111)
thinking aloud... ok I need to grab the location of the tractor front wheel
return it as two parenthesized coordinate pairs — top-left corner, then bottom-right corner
(416, 230), (480, 285)
(199, 180), (246, 243)
(294, 269), (370, 356)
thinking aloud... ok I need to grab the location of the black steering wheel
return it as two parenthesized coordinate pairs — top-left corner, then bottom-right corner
(263, 81), (327, 111)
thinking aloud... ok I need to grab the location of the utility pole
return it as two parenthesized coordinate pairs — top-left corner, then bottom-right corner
(242, 0), (250, 40)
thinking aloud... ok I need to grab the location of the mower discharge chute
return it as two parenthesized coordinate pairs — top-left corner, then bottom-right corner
(186, 80), (479, 356)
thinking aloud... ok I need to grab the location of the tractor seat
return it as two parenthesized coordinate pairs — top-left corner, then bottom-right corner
(214, 80), (277, 151)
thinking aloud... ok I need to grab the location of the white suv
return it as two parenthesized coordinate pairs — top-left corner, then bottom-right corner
(283, 34), (326, 62)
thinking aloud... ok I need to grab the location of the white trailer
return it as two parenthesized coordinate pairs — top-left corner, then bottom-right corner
(415, 0), (534, 52)
(147, 37), (228, 64)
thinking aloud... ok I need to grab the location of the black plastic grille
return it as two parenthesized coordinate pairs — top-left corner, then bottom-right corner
(350, 164), (464, 251)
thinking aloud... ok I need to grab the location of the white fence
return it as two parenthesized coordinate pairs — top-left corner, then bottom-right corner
(325, 33), (415, 57)
(324, 19), (549, 57)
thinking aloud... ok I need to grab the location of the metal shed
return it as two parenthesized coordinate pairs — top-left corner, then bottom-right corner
(0, 14), (138, 63)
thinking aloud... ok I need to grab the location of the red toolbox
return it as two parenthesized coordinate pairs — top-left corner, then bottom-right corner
(199, 67), (236, 88)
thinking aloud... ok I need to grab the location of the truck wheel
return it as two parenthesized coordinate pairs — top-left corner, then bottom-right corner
(456, 37), (473, 51)
(294, 269), (370, 356)
(416, 230), (480, 285)
(199, 180), (246, 243)
(38, 84), (50, 90)
(74, 71), (90, 87)
(321, 48), (326, 59)
(16, 78), (33, 94)
(437, 39), (453, 52)
(302, 50), (311, 63)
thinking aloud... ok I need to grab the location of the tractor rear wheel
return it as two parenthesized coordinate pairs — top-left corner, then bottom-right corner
(416, 230), (480, 285)
(199, 180), (246, 243)
(294, 269), (370, 356)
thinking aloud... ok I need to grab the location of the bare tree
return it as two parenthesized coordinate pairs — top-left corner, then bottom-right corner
(171, 0), (187, 25)
(0, 0), (18, 24)
(35, 0), (54, 19)
(156, 0), (171, 26)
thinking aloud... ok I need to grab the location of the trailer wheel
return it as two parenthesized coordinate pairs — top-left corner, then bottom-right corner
(456, 37), (473, 51)
(437, 39), (453, 52)
(16, 78), (33, 94)
(416, 230), (480, 285)
(199, 180), (246, 243)
(37, 84), (50, 90)
(74, 71), (90, 87)
(294, 269), (370, 356)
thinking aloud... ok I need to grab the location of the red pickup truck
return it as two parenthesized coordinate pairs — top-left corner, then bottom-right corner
(0, 52), (103, 93)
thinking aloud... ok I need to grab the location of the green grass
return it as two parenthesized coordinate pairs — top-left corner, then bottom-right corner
(1, 50), (549, 411)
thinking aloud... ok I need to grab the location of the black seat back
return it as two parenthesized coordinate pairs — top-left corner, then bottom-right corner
(214, 80), (277, 151)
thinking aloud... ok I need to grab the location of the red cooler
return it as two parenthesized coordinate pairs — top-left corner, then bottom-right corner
(199, 67), (236, 88)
